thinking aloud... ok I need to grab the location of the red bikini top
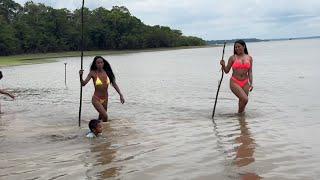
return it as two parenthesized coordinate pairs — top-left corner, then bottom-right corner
(232, 55), (251, 70)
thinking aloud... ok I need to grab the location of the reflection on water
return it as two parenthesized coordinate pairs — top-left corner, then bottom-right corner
(90, 123), (120, 179)
(212, 114), (261, 180)
(235, 115), (260, 180)
(1, 39), (320, 179)
(235, 115), (255, 167)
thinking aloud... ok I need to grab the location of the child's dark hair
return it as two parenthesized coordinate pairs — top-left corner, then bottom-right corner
(88, 119), (101, 132)
(0, 71), (3, 79)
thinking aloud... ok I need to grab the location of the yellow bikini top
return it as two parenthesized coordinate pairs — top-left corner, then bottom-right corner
(95, 76), (110, 86)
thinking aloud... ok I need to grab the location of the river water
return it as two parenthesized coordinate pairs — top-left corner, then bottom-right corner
(0, 39), (319, 179)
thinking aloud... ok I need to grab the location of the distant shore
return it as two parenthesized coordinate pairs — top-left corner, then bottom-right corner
(0, 45), (218, 67)
(207, 36), (320, 45)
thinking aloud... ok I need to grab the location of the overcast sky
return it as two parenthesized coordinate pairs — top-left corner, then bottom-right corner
(14, 0), (320, 40)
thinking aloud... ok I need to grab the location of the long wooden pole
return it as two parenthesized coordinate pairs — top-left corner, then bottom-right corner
(78, 0), (85, 127)
(64, 63), (67, 86)
(212, 41), (226, 119)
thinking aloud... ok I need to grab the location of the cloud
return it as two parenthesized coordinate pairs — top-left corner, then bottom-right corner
(13, 0), (320, 39)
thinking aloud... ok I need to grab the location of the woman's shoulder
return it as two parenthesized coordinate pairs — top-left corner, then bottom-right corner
(229, 55), (237, 60)
(247, 55), (253, 61)
(89, 70), (96, 76)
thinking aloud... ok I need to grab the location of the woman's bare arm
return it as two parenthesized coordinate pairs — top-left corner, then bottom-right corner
(221, 56), (234, 74)
(112, 81), (125, 104)
(80, 70), (92, 86)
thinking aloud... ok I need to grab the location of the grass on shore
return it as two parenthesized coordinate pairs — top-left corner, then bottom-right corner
(0, 45), (215, 67)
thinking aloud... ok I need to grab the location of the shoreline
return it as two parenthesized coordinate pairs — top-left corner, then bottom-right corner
(0, 45), (218, 67)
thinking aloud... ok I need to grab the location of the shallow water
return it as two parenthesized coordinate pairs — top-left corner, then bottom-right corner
(0, 39), (319, 179)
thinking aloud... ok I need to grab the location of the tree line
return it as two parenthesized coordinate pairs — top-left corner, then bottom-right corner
(0, 0), (206, 56)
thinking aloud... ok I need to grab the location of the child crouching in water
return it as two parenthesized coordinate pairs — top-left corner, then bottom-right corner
(86, 119), (103, 138)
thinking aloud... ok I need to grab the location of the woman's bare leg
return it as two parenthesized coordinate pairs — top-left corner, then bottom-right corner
(92, 98), (108, 122)
(230, 80), (249, 113)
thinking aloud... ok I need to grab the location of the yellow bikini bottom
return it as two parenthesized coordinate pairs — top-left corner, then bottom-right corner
(93, 95), (107, 104)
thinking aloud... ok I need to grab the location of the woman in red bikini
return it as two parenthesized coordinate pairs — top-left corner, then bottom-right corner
(220, 40), (253, 114)
(79, 56), (125, 122)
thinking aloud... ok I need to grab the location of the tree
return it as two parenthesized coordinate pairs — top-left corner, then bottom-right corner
(0, 0), (206, 56)
(0, 20), (19, 55)
(0, 0), (21, 23)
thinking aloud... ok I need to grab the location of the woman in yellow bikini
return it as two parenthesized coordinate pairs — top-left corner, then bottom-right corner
(220, 40), (253, 114)
(79, 56), (125, 122)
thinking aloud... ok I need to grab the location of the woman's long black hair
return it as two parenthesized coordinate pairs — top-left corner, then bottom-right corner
(234, 40), (249, 55)
(90, 56), (115, 85)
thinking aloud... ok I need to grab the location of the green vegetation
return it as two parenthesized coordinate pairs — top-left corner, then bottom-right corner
(0, 46), (210, 66)
(0, 0), (206, 57)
